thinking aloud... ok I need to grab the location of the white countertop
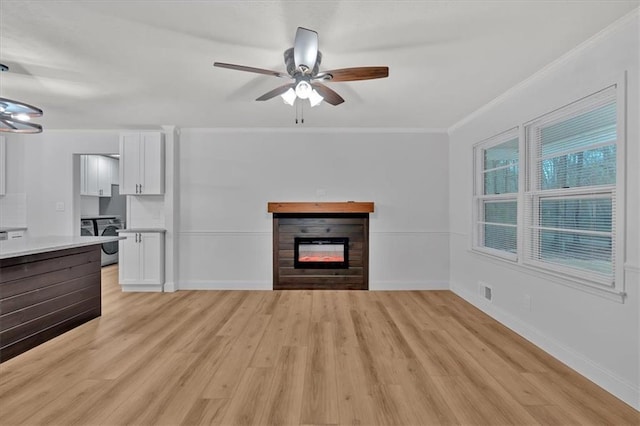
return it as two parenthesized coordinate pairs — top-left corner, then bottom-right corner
(81, 215), (122, 220)
(117, 228), (166, 233)
(0, 236), (125, 259)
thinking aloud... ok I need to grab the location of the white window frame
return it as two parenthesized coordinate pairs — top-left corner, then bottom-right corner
(523, 84), (624, 293)
(469, 77), (626, 301)
(472, 128), (520, 261)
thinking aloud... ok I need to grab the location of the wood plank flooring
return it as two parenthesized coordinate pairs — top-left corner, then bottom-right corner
(0, 265), (637, 425)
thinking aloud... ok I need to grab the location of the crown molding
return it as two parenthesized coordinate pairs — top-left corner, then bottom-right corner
(180, 127), (448, 134)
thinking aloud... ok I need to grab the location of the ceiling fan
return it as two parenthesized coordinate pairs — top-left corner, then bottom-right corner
(213, 27), (389, 107)
(0, 64), (44, 134)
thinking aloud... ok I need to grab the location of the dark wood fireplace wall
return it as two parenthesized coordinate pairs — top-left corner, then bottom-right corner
(269, 202), (374, 290)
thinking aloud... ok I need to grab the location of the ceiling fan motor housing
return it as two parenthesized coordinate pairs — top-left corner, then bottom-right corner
(284, 48), (322, 77)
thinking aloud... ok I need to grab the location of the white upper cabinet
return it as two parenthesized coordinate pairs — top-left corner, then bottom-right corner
(97, 155), (113, 197)
(86, 155), (100, 196)
(80, 155), (99, 196)
(110, 158), (119, 185)
(80, 155), (117, 197)
(119, 132), (164, 195)
(0, 136), (6, 196)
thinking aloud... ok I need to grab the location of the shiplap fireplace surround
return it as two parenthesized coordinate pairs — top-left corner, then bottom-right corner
(268, 202), (374, 290)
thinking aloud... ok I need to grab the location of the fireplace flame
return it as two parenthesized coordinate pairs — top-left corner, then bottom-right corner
(299, 255), (345, 262)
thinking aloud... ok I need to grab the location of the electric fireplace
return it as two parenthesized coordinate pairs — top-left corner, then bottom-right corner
(268, 202), (374, 290)
(294, 237), (349, 269)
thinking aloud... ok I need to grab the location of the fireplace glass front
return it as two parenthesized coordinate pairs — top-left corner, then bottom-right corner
(294, 237), (349, 269)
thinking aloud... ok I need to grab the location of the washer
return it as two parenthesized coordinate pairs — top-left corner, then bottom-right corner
(94, 217), (123, 266)
(81, 219), (96, 236)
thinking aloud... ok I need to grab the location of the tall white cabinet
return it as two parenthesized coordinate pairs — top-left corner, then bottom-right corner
(118, 230), (165, 292)
(119, 132), (164, 195)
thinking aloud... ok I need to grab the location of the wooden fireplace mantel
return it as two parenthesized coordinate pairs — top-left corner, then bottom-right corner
(267, 202), (374, 214)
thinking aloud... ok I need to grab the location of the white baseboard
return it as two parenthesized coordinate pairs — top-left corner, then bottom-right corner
(178, 280), (272, 290)
(370, 280), (449, 290)
(121, 284), (164, 292)
(450, 283), (640, 411)
(178, 280), (448, 291)
(163, 281), (176, 292)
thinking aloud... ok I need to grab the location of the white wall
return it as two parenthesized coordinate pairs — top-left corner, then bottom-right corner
(0, 137), (27, 228)
(178, 129), (449, 290)
(80, 196), (99, 217)
(448, 13), (639, 409)
(10, 130), (120, 236)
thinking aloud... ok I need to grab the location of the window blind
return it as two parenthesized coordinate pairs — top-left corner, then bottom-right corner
(473, 132), (519, 259)
(525, 86), (616, 285)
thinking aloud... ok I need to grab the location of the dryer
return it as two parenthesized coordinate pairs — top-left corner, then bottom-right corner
(94, 217), (124, 266)
(81, 219), (96, 236)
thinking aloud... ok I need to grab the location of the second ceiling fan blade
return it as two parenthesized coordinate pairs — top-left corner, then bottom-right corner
(256, 83), (295, 101)
(318, 66), (389, 82)
(312, 83), (344, 106)
(213, 62), (289, 78)
(293, 27), (318, 71)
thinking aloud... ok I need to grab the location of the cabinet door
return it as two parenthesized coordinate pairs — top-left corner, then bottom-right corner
(85, 155), (100, 196)
(111, 158), (120, 185)
(118, 233), (141, 284)
(0, 136), (5, 196)
(98, 156), (112, 197)
(140, 232), (164, 284)
(119, 133), (141, 195)
(79, 155), (87, 195)
(140, 132), (164, 195)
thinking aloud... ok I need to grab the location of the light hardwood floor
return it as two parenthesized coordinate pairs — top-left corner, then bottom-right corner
(0, 265), (638, 425)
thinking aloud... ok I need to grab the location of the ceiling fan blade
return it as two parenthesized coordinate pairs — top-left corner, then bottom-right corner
(293, 27), (318, 71)
(317, 66), (389, 82)
(213, 62), (289, 78)
(256, 83), (295, 101)
(311, 83), (344, 106)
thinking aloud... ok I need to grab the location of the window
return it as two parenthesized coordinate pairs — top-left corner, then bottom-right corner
(473, 129), (519, 260)
(471, 84), (625, 296)
(524, 86), (618, 287)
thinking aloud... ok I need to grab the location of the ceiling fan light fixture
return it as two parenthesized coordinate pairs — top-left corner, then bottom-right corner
(0, 64), (44, 133)
(295, 80), (312, 99)
(281, 88), (296, 106)
(12, 113), (31, 122)
(309, 89), (323, 107)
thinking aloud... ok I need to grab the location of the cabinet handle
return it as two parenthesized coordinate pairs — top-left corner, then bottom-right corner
(135, 184), (139, 194)
(139, 184), (143, 194)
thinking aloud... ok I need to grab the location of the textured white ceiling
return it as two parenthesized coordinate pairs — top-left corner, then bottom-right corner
(0, 1), (637, 130)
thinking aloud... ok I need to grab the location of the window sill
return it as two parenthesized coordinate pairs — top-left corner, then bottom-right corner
(468, 248), (626, 303)
(471, 246), (517, 262)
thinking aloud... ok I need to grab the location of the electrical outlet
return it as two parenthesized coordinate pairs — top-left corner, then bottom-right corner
(55, 202), (65, 212)
(316, 188), (326, 198)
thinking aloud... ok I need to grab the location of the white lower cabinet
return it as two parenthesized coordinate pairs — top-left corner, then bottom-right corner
(119, 231), (165, 291)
